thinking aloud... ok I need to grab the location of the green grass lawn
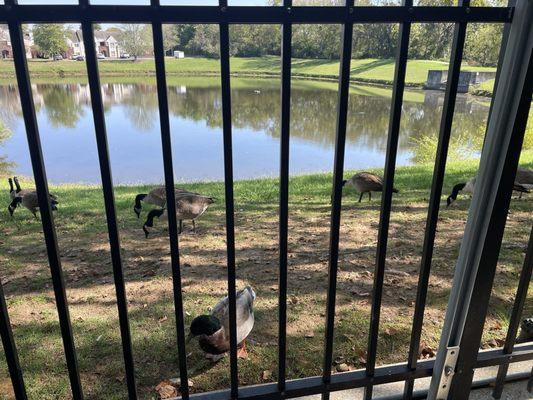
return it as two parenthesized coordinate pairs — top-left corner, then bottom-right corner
(0, 57), (496, 89)
(0, 154), (531, 400)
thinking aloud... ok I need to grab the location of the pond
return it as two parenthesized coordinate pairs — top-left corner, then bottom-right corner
(0, 77), (490, 184)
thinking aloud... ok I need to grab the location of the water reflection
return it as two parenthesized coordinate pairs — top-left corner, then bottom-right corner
(0, 79), (490, 183)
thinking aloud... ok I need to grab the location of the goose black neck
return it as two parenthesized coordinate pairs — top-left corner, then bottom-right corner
(9, 197), (21, 208)
(145, 208), (164, 227)
(8, 178), (14, 193)
(135, 193), (147, 210)
(450, 182), (466, 201)
(14, 177), (21, 193)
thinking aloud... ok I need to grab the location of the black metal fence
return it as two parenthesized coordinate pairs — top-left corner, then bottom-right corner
(0, 1), (532, 399)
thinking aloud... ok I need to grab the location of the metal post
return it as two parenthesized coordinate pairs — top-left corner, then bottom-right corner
(428, 0), (533, 398)
(79, 13), (138, 399)
(6, 3), (84, 398)
(150, 4), (190, 398)
(493, 225), (533, 398)
(322, 2), (353, 400)
(278, 0), (292, 394)
(364, 0), (411, 398)
(0, 279), (27, 400)
(218, 2), (239, 397)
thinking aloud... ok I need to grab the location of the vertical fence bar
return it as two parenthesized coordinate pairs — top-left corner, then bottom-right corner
(218, 1), (239, 397)
(78, 12), (138, 398)
(322, 2), (354, 400)
(150, 5), (190, 398)
(278, 0), (292, 394)
(0, 279), (27, 400)
(447, 45), (533, 400)
(429, 1), (533, 396)
(492, 225), (533, 399)
(363, 1), (412, 399)
(403, 2), (469, 398)
(5, 3), (84, 398)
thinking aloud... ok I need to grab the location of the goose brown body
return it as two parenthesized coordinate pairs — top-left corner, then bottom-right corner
(142, 193), (214, 236)
(343, 172), (398, 202)
(134, 186), (198, 217)
(8, 190), (58, 217)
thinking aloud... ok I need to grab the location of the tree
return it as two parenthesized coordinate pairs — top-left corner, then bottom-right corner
(121, 24), (151, 59)
(185, 25), (220, 58)
(163, 25), (180, 55)
(176, 25), (197, 50)
(33, 24), (67, 58)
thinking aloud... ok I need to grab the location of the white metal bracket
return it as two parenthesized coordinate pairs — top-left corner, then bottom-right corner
(435, 346), (460, 400)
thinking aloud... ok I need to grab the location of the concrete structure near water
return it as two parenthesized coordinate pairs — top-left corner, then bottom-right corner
(425, 69), (497, 93)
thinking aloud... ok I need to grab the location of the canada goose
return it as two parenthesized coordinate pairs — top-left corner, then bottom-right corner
(142, 193), (214, 237)
(342, 172), (399, 202)
(8, 190), (58, 218)
(447, 169), (531, 207)
(188, 286), (255, 360)
(134, 186), (198, 218)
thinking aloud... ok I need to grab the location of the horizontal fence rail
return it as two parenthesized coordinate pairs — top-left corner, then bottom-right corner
(0, 1), (532, 400)
(0, 5), (513, 24)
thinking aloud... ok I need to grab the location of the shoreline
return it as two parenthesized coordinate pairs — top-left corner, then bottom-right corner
(0, 56), (496, 97)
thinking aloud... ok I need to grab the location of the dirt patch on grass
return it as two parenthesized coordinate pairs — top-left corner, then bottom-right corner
(0, 179), (531, 399)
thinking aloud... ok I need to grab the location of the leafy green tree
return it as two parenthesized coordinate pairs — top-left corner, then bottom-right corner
(185, 25), (220, 58)
(230, 25), (280, 57)
(32, 24), (67, 58)
(176, 25), (197, 50)
(163, 25), (180, 54)
(121, 24), (152, 59)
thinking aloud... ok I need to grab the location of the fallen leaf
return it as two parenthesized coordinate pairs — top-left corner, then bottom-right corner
(261, 370), (272, 381)
(336, 363), (350, 372)
(351, 290), (370, 297)
(384, 327), (399, 336)
(158, 316), (168, 323)
(169, 378), (194, 388)
(305, 332), (315, 338)
(419, 342), (436, 359)
(155, 380), (177, 399)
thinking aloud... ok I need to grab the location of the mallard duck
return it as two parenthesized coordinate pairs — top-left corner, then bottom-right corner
(142, 193), (214, 237)
(133, 186), (197, 218)
(342, 172), (398, 202)
(517, 317), (533, 343)
(188, 286), (256, 361)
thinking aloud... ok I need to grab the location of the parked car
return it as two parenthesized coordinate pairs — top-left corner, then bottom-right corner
(74, 55), (85, 61)
(97, 53), (106, 60)
(120, 53), (130, 59)
(53, 54), (63, 61)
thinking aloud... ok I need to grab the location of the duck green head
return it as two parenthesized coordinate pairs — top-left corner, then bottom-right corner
(189, 315), (221, 339)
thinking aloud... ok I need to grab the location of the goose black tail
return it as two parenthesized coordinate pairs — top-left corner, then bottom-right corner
(513, 183), (530, 193)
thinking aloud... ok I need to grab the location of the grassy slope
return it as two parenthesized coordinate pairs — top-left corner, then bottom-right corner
(0, 57), (496, 88)
(0, 154), (531, 399)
